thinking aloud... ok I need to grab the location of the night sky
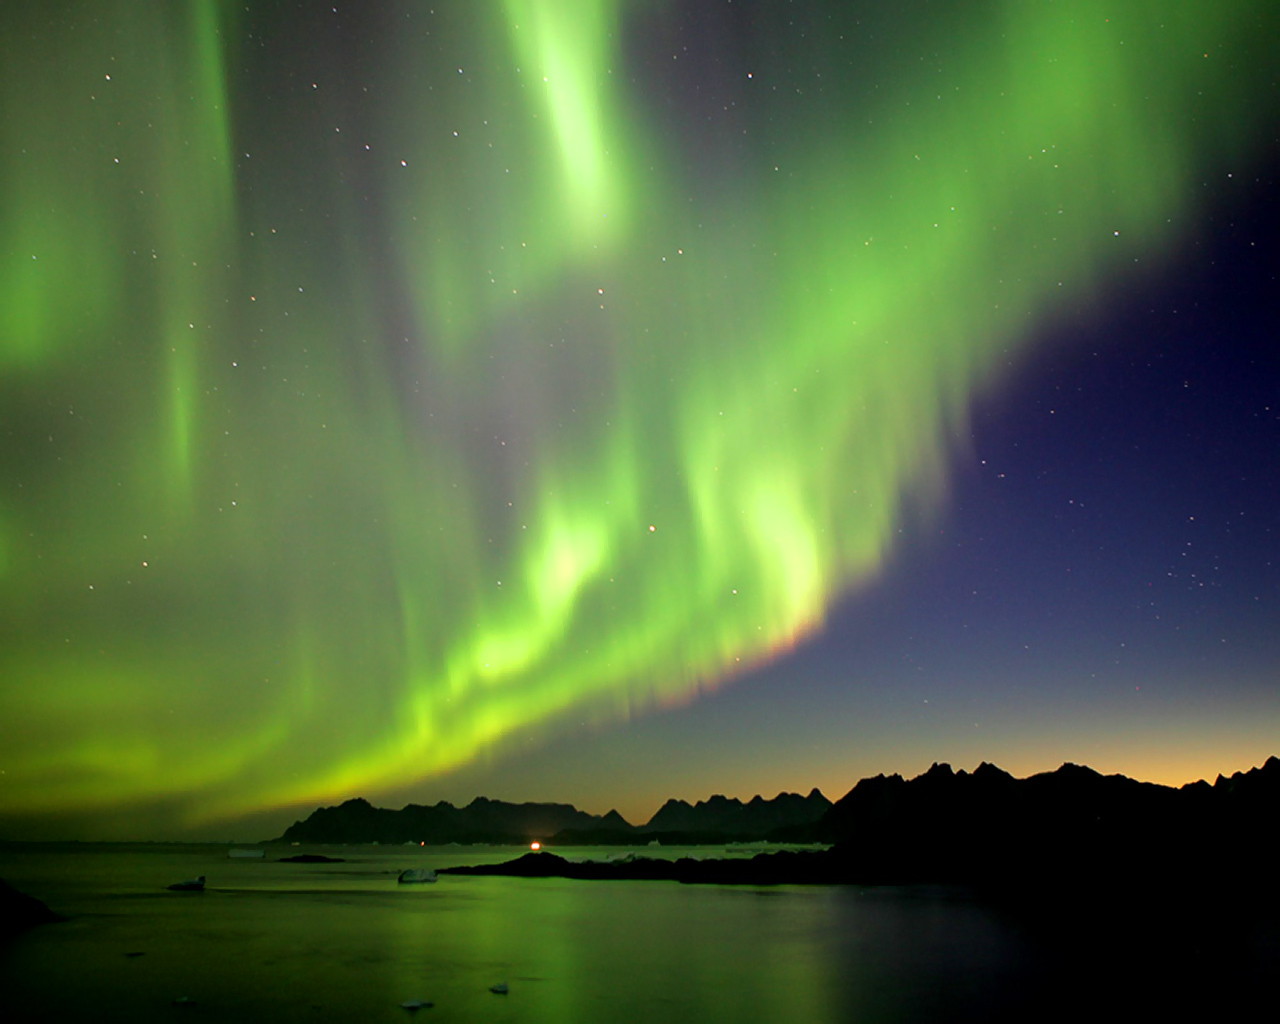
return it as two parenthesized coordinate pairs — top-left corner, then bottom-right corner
(1, 1), (1276, 840)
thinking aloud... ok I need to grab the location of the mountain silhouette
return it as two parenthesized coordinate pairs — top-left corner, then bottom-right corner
(275, 797), (632, 845)
(641, 788), (831, 835)
(275, 788), (832, 845)
(437, 755), (1280, 892)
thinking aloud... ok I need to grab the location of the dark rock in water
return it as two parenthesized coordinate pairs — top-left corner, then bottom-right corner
(439, 849), (848, 886)
(278, 853), (345, 863)
(0, 878), (63, 935)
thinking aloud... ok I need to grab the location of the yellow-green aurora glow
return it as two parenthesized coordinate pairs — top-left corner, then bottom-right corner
(1, 1), (1275, 829)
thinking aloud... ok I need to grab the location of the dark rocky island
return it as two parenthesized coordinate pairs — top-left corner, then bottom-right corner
(0, 878), (63, 936)
(277, 853), (345, 863)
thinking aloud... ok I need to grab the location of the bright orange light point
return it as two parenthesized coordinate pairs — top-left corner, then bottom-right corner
(530, 841), (541, 851)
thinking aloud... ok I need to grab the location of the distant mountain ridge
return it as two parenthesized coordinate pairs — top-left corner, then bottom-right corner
(772, 755), (1280, 883)
(274, 789), (832, 845)
(275, 796), (630, 846)
(276, 757), (1280, 851)
(813, 755), (1280, 841)
(642, 788), (831, 835)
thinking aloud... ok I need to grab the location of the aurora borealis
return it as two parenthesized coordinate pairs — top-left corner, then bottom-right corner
(1, 1), (1277, 838)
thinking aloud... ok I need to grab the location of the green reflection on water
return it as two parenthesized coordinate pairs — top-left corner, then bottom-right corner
(0, 845), (1031, 1022)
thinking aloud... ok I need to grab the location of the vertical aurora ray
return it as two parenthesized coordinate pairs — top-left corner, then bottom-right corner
(153, 0), (239, 502)
(0, 1), (1274, 830)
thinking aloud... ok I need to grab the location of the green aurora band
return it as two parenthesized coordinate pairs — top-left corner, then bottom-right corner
(0, 0), (1275, 828)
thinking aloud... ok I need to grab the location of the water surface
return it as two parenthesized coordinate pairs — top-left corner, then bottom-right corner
(1, 843), (1040, 1022)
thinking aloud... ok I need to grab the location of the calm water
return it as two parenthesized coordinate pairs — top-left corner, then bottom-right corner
(0, 843), (1043, 1023)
